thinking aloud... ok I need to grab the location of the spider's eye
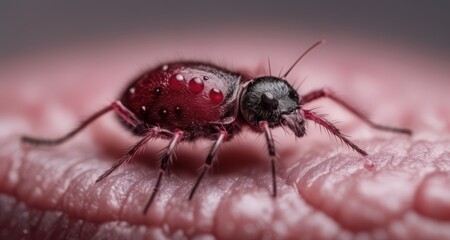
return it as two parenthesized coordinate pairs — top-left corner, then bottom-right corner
(289, 90), (299, 101)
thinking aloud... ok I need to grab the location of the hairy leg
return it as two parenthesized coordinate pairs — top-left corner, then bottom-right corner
(302, 109), (367, 157)
(301, 88), (411, 135)
(143, 131), (183, 214)
(95, 127), (172, 183)
(21, 101), (141, 145)
(259, 121), (278, 197)
(188, 130), (228, 200)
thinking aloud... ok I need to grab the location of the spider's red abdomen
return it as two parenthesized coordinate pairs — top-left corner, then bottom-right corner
(120, 62), (246, 137)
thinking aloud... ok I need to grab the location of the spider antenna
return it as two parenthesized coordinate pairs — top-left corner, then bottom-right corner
(277, 67), (284, 78)
(282, 40), (325, 78)
(267, 58), (272, 76)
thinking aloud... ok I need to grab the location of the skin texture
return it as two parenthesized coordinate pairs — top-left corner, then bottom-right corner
(1, 33), (450, 239)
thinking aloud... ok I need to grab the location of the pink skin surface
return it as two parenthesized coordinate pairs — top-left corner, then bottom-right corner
(1, 31), (450, 239)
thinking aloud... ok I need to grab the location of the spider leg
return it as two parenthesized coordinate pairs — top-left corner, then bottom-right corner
(303, 109), (367, 156)
(21, 100), (142, 145)
(259, 121), (278, 197)
(301, 88), (412, 135)
(143, 130), (183, 214)
(188, 130), (227, 200)
(95, 126), (171, 183)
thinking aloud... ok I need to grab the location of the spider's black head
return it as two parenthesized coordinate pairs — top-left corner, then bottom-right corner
(240, 76), (306, 137)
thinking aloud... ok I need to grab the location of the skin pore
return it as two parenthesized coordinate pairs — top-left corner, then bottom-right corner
(1, 32), (450, 239)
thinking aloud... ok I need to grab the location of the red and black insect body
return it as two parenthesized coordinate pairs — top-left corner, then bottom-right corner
(22, 41), (411, 214)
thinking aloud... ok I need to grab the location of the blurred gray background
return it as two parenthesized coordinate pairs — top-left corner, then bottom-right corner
(0, 1), (449, 58)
